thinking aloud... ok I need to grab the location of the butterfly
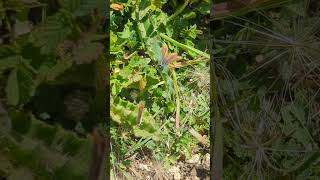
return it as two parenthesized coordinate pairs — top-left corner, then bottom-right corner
(160, 43), (182, 66)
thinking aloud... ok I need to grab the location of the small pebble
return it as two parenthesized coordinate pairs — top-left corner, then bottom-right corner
(186, 154), (200, 164)
(203, 153), (210, 168)
(174, 171), (181, 180)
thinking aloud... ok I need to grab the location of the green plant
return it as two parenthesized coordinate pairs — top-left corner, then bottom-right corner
(0, 109), (96, 179)
(0, 0), (107, 179)
(110, 0), (210, 178)
(211, 0), (320, 179)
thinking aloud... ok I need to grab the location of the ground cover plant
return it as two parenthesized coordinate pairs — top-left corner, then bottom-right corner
(110, 0), (210, 179)
(211, 0), (320, 179)
(0, 0), (107, 179)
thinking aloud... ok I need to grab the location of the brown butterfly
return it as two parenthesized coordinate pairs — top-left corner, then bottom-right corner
(161, 43), (182, 66)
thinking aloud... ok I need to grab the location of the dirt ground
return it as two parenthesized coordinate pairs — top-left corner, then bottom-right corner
(127, 153), (210, 180)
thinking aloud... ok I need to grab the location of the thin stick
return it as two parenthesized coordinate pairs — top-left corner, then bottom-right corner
(159, 33), (210, 59)
(170, 67), (181, 129)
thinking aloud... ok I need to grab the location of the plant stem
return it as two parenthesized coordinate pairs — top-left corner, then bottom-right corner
(172, 57), (209, 68)
(159, 33), (210, 59)
(170, 67), (181, 129)
(167, 0), (191, 22)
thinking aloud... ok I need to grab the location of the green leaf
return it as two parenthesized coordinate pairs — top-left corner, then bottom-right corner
(0, 56), (20, 72)
(138, 6), (150, 20)
(147, 38), (161, 63)
(30, 13), (72, 54)
(17, 66), (34, 105)
(291, 103), (305, 123)
(133, 128), (160, 141)
(6, 69), (19, 106)
(181, 25), (202, 39)
(61, 0), (106, 17)
(138, 22), (147, 39)
(6, 65), (35, 106)
(118, 21), (134, 39)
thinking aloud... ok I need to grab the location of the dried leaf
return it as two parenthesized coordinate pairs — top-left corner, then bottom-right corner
(111, 3), (124, 11)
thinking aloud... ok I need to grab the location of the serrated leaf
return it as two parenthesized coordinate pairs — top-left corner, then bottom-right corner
(30, 13), (72, 54)
(111, 98), (158, 130)
(133, 128), (160, 141)
(118, 21), (134, 39)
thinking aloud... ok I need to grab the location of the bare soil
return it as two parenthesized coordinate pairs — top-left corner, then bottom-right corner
(127, 153), (210, 180)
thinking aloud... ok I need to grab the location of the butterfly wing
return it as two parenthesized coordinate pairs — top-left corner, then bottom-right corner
(161, 43), (182, 65)
(161, 43), (168, 57)
(161, 43), (169, 65)
(166, 53), (182, 64)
